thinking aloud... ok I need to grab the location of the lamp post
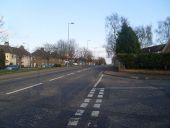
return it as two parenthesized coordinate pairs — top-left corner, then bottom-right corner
(67, 22), (74, 67)
(68, 22), (74, 44)
(87, 40), (91, 50)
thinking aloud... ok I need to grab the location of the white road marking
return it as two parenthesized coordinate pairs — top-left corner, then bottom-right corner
(77, 70), (82, 73)
(67, 118), (80, 126)
(87, 94), (94, 98)
(80, 103), (89, 108)
(94, 74), (103, 88)
(99, 91), (104, 95)
(89, 91), (95, 94)
(49, 75), (65, 81)
(75, 109), (85, 116)
(6, 83), (43, 95)
(93, 104), (101, 108)
(131, 76), (139, 79)
(84, 98), (91, 103)
(67, 72), (75, 76)
(109, 86), (157, 89)
(91, 111), (100, 117)
(96, 99), (102, 103)
(91, 88), (96, 92)
(50, 69), (87, 82)
(97, 94), (103, 98)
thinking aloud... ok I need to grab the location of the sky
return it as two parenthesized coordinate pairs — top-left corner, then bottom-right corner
(0, 0), (170, 63)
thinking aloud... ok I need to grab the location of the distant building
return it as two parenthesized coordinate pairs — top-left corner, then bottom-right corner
(142, 39), (170, 53)
(0, 42), (31, 67)
(32, 48), (62, 67)
(31, 48), (49, 67)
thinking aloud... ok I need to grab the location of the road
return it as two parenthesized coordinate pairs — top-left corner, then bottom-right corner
(0, 66), (170, 128)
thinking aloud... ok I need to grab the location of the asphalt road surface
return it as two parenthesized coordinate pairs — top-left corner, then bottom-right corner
(0, 66), (170, 128)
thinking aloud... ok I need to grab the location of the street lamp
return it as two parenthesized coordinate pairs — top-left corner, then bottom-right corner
(68, 22), (74, 44)
(87, 40), (91, 50)
(67, 22), (74, 67)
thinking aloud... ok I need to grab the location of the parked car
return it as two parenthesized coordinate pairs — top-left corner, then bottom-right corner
(41, 64), (54, 68)
(5, 65), (19, 71)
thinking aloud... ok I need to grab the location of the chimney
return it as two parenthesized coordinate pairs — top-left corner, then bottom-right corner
(4, 42), (9, 46)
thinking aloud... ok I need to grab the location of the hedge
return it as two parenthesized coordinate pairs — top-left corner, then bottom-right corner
(117, 53), (170, 70)
(53, 64), (62, 67)
(0, 49), (5, 69)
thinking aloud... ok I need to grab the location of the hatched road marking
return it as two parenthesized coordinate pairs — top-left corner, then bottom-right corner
(96, 99), (102, 103)
(87, 94), (94, 98)
(80, 103), (89, 108)
(75, 109), (85, 116)
(99, 91), (104, 95)
(67, 73), (104, 127)
(91, 111), (100, 117)
(93, 104), (101, 108)
(97, 94), (103, 98)
(84, 98), (91, 103)
(67, 118), (80, 126)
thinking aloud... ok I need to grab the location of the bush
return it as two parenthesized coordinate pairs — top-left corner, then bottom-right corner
(117, 53), (170, 70)
(0, 49), (5, 69)
(53, 64), (62, 67)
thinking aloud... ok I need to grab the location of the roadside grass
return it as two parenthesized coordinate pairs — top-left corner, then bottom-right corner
(0, 70), (17, 75)
(0, 67), (60, 75)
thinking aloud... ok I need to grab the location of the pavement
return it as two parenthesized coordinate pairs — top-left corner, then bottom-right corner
(104, 70), (170, 80)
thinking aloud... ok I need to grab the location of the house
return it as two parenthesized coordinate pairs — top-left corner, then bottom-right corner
(32, 48), (62, 67)
(0, 42), (31, 67)
(142, 39), (170, 53)
(32, 48), (49, 67)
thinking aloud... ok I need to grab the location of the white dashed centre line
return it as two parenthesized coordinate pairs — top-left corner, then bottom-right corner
(91, 111), (100, 117)
(67, 72), (75, 76)
(84, 98), (91, 103)
(80, 103), (89, 108)
(6, 83), (43, 95)
(67, 118), (80, 126)
(49, 75), (65, 81)
(96, 99), (102, 103)
(93, 104), (101, 108)
(75, 109), (85, 116)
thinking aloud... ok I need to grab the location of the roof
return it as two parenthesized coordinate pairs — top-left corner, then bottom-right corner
(142, 44), (166, 53)
(0, 44), (30, 56)
(162, 38), (170, 53)
(32, 48), (50, 58)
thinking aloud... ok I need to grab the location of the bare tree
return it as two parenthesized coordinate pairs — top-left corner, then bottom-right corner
(105, 13), (124, 56)
(56, 40), (68, 60)
(135, 25), (152, 48)
(76, 48), (93, 64)
(0, 16), (8, 43)
(95, 57), (106, 65)
(68, 39), (78, 60)
(156, 16), (170, 44)
(44, 43), (54, 53)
